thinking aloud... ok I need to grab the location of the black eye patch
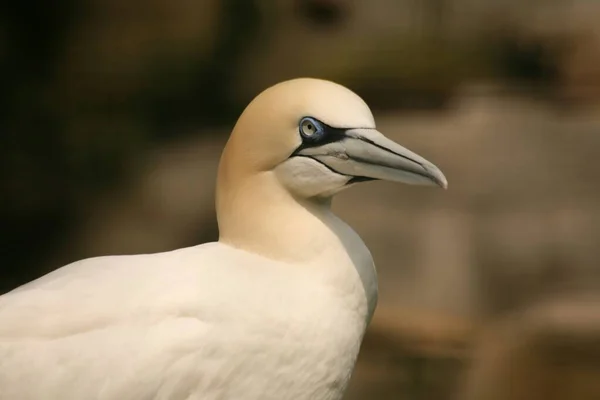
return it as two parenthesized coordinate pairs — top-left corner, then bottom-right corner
(292, 117), (348, 156)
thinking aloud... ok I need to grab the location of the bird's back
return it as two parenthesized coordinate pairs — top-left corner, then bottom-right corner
(0, 243), (366, 400)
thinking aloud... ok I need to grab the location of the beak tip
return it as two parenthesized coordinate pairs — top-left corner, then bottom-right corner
(435, 177), (448, 190)
(424, 164), (448, 190)
(439, 175), (448, 190)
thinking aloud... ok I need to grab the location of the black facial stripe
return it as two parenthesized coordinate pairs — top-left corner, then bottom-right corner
(292, 118), (349, 156)
(294, 155), (376, 185)
(348, 176), (376, 184)
(289, 118), (382, 185)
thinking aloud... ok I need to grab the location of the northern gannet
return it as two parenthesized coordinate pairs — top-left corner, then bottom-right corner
(0, 78), (447, 400)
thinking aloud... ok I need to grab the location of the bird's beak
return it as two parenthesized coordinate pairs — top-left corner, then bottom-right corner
(295, 128), (448, 189)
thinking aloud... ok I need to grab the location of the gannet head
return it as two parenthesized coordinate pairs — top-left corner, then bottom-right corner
(219, 78), (447, 202)
(216, 78), (447, 259)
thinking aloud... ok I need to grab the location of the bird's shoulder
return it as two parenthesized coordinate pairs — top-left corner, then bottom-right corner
(0, 242), (293, 338)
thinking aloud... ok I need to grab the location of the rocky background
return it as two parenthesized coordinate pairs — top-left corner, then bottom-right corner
(2, 0), (600, 399)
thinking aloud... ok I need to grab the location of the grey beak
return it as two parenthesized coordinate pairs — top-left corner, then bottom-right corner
(295, 128), (448, 189)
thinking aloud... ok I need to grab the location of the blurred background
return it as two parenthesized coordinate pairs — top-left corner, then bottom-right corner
(1, 0), (600, 398)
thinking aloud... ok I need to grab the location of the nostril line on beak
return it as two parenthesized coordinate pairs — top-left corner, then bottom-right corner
(355, 135), (424, 167)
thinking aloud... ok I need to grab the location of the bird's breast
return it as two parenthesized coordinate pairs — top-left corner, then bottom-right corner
(213, 290), (366, 400)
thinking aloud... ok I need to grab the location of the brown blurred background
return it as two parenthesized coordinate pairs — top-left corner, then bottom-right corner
(1, 0), (600, 399)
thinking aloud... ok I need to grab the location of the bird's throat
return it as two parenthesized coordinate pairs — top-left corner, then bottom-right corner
(216, 172), (338, 263)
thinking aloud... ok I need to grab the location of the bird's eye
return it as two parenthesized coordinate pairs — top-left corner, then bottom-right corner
(299, 117), (322, 138)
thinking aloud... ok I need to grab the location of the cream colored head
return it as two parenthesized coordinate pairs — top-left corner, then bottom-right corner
(216, 78), (447, 256)
(217, 78), (375, 195)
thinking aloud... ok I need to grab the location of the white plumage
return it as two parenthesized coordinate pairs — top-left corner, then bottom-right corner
(0, 78), (446, 400)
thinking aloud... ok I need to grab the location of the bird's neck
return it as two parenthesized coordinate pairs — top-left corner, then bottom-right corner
(216, 171), (337, 262)
(216, 170), (379, 322)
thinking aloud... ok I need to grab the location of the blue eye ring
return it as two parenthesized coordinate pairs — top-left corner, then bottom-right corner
(298, 117), (324, 140)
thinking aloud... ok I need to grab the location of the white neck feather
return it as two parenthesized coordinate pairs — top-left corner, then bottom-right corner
(216, 170), (378, 323)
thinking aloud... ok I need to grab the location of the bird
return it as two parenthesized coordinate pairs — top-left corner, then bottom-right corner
(0, 78), (447, 400)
